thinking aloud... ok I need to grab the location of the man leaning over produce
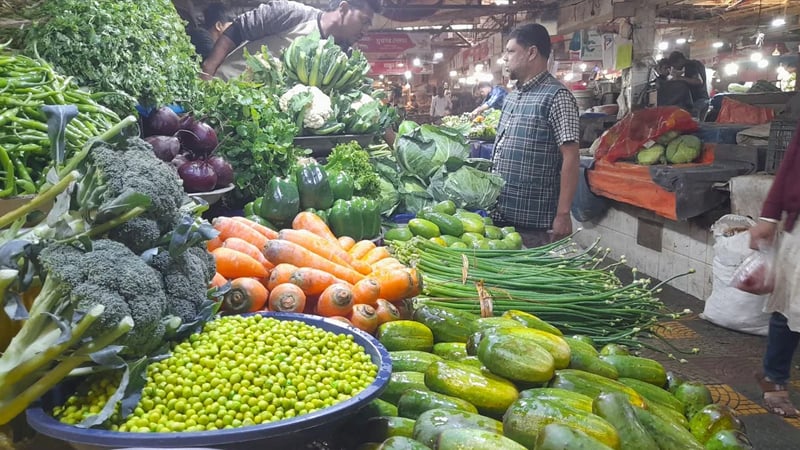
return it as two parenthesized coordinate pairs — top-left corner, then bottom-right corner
(201, 0), (382, 81)
(490, 23), (580, 248)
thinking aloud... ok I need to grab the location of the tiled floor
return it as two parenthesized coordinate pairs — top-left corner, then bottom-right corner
(642, 282), (800, 450)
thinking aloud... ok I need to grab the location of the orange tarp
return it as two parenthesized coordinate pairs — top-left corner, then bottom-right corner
(587, 145), (715, 221)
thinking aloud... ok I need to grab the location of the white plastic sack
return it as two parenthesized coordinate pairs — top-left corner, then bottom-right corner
(700, 214), (770, 335)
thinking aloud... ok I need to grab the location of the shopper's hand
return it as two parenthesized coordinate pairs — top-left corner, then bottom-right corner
(749, 220), (778, 250)
(550, 213), (573, 242)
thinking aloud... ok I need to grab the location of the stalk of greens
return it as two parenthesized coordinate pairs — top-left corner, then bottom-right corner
(22, 0), (200, 115)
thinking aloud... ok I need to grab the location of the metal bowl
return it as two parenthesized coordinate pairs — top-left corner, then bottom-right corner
(26, 312), (392, 450)
(188, 184), (235, 205)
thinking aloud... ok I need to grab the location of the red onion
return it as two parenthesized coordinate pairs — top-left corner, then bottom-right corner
(171, 153), (190, 170)
(179, 114), (196, 130)
(178, 160), (218, 193)
(143, 106), (180, 137)
(178, 121), (218, 158)
(144, 135), (181, 162)
(207, 155), (234, 188)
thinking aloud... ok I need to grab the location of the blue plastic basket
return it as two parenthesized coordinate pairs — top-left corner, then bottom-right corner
(26, 312), (392, 450)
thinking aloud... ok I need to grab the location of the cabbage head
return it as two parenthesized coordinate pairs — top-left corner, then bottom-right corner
(427, 166), (505, 211)
(398, 176), (435, 214)
(656, 130), (681, 145)
(666, 135), (702, 164)
(636, 145), (665, 165)
(395, 124), (469, 183)
(377, 177), (400, 216)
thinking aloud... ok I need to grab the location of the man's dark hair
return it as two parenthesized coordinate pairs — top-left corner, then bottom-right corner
(203, 3), (235, 29)
(477, 81), (491, 89)
(508, 23), (552, 59)
(329, 0), (383, 14)
(667, 51), (687, 66)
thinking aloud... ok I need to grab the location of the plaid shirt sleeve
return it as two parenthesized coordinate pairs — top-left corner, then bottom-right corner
(548, 90), (580, 147)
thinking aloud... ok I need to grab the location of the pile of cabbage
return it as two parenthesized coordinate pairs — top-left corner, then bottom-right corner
(636, 131), (703, 165)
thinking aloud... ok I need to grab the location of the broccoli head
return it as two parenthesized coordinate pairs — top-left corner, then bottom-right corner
(148, 244), (216, 325)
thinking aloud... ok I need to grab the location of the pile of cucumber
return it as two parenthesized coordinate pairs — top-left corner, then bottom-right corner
(385, 201), (523, 251)
(342, 305), (753, 450)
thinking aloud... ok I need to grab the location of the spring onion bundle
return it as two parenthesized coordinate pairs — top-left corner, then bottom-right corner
(392, 236), (689, 349)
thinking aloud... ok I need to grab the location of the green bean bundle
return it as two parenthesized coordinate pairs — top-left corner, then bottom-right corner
(0, 42), (120, 197)
(393, 237), (688, 348)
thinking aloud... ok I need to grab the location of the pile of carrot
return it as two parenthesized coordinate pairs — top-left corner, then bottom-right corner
(207, 212), (421, 334)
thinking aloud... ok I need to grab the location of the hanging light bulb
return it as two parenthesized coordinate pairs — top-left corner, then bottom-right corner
(750, 51), (763, 62)
(658, 41), (669, 51)
(712, 41), (724, 49)
(676, 37), (687, 45)
(724, 62), (739, 76)
(772, 17), (785, 27)
(404, 70), (412, 80)
(449, 70), (458, 77)
(412, 57), (422, 67)
(772, 45), (781, 56)
(579, 63), (587, 71)
(757, 59), (769, 69)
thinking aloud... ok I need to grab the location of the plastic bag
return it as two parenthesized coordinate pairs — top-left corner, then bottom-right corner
(730, 244), (775, 295)
(716, 97), (775, 125)
(593, 107), (698, 163)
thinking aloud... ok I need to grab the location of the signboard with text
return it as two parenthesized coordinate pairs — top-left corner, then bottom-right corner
(358, 33), (431, 58)
(370, 60), (432, 76)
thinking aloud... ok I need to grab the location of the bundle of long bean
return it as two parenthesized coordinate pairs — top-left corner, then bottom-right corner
(0, 42), (120, 197)
(392, 237), (688, 348)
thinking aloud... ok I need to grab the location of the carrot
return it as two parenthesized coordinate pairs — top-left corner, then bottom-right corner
(292, 211), (339, 245)
(207, 235), (223, 252)
(372, 268), (420, 303)
(231, 216), (279, 240)
(375, 299), (401, 325)
(316, 283), (354, 317)
(222, 277), (269, 314)
(222, 237), (274, 270)
(267, 263), (298, 291)
(361, 246), (391, 265)
(338, 236), (356, 251)
(278, 229), (366, 273)
(210, 272), (228, 289)
(352, 277), (381, 306)
(408, 267), (423, 297)
(328, 316), (353, 327)
(348, 240), (376, 260)
(349, 304), (379, 334)
(265, 240), (364, 285)
(212, 217), (269, 250)
(212, 247), (269, 279)
(371, 257), (406, 272)
(268, 283), (306, 313)
(289, 267), (346, 296)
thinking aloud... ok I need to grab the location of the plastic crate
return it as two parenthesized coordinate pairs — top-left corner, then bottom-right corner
(766, 118), (797, 174)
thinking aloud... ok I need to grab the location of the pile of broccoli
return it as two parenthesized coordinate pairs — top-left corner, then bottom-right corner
(0, 118), (218, 425)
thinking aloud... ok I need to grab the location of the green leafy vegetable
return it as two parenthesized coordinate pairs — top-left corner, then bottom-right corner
(324, 141), (381, 199)
(395, 124), (470, 183)
(23, 0), (200, 114)
(427, 165), (505, 211)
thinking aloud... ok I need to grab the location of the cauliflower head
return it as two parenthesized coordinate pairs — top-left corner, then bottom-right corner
(279, 84), (332, 130)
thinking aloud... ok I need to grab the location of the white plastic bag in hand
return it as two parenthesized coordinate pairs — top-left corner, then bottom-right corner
(730, 246), (775, 295)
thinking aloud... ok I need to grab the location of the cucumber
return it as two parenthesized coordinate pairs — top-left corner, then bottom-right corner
(419, 211), (464, 237)
(397, 388), (477, 419)
(673, 381), (714, 420)
(412, 305), (479, 343)
(705, 430), (754, 450)
(599, 343), (630, 356)
(647, 399), (690, 430)
(489, 327), (571, 370)
(549, 369), (646, 408)
(436, 428), (527, 450)
(432, 342), (468, 361)
(483, 225), (504, 240)
(385, 227), (414, 242)
(617, 377), (685, 413)
(466, 330), (488, 356)
(456, 216), (485, 235)
(364, 416), (416, 442)
(408, 218), (441, 238)
(476, 331), (555, 383)
(592, 392), (659, 450)
(439, 234), (462, 246)
(354, 399), (400, 421)
(501, 310), (563, 336)
(564, 337), (619, 379)
(378, 321), (435, 352)
(475, 317), (522, 330)
(412, 407), (503, 448)
(688, 403), (745, 444)
(377, 436), (431, 450)
(634, 406), (704, 450)
(424, 360), (519, 416)
(534, 423), (616, 450)
(460, 355), (483, 369)
(666, 370), (685, 394)
(382, 371), (428, 404)
(502, 397), (620, 449)
(599, 355), (667, 387)
(432, 200), (457, 215)
(519, 387), (593, 412)
(390, 350), (443, 373)
(570, 335), (596, 347)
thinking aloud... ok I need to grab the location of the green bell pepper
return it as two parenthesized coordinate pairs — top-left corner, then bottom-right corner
(329, 171), (355, 200)
(305, 208), (328, 224)
(327, 197), (381, 240)
(260, 176), (300, 227)
(296, 157), (334, 210)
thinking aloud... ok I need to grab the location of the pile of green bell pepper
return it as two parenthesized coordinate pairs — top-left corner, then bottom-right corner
(327, 197), (381, 241)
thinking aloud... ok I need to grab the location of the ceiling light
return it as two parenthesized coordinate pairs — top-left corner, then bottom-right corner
(712, 41), (724, 49)
(475, 63), (484, 73)
(750, 51), (763, 62)
(579, 63), (587, 71)
(449, 70), (458, 77)
(757, 59), (769, 69)
(433, 52), (443, 60)
(404, 70), (412, 80)
(398, 62), (404, 67)
(412, 57), (421, 67)
(772, 17), (786, 27)
(378, 74), (384, 80)
(676, 37), (687, 45)
(658, 41), (669, 51)
(724, 62), (739, 76)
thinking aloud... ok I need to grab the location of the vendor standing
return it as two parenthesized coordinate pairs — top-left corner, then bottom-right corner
(491, 23), (580, 248)
(200, 0), (381, 80)
(470, 82), (507, 119)
(667, 51), (709, 118)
